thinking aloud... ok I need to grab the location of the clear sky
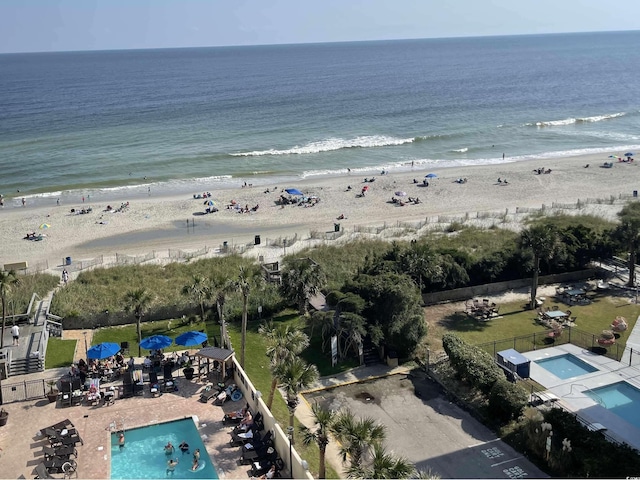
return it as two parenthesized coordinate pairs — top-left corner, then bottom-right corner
(0, 0), (637, 54)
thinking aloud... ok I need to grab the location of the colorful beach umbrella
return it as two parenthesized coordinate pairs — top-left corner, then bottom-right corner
(39, 223), (51, 229)
(87, 342), (121, 360)
(140, 335), (173, 350)
(175, 331), (208, 347)
(608, 155), (619, 158)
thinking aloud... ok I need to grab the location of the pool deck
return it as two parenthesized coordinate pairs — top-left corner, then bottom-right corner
(0, 376), (253, 479)
(523, 343), (640, 450)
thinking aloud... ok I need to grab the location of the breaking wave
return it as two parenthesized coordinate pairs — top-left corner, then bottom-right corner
(527, 112), (626, 127)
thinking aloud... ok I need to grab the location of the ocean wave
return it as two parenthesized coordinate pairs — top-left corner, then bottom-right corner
(230, 135), (415, 156)
(451, 147), (468, 153)
(527, 112), (626, 127)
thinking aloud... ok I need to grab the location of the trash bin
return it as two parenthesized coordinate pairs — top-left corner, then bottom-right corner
(65, 256), (72, 265)
(334, 223), (340, 232)
(254, 235), (261, 245)
(634, 190), (638, 198)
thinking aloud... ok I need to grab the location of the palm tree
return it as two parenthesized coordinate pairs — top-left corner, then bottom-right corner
(520, 225), (558, 309)
(234, 266), (252, 368)
(301, 401), (336, 479)
(123, 288), (153, 356)
(182, 275), (210, 322)
(615, 202), (640, 286)
(281, 258), (327, 316)
(259, 322), (310, 409)
(0, 269), (19, 349)
(210, 272), (235, 349)
(331, 409), (386, 467)
(273, 356), (319, 444)
(346, 444), (416, 479)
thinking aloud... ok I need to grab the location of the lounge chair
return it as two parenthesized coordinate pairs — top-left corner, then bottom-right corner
(86, 378), (100, 405)
(122, 371), (134, 398)
(230, 428), (261, 447)
(43, 445), (78, 461)
(149, 372), (161, 397)
(103, 386), (116, 405)
(34, 462), (54, 479)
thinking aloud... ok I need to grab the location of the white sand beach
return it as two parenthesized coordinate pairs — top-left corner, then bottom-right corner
(1, 152), (637, 270)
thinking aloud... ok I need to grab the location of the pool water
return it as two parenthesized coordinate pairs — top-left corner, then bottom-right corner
(586, 382), (640, 430)
(535, 353), (598, 380)
(111, 418), (218, 479)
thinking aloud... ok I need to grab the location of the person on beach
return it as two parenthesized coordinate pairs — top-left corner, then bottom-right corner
(22, 197), (26, 207)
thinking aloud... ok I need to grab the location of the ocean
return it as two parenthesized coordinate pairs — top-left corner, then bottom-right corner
(1, 30), (640, 206)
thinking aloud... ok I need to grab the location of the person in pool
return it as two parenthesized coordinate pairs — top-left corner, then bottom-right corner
(191, 449), (200, 471)
(179, 441), (189, 454)
(118, 432), (125, 450)
(166, 458), (178, 475)
(164, 442), (175, 455)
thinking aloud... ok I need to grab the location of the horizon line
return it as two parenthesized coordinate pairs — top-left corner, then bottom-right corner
(1, 28), (637, 56)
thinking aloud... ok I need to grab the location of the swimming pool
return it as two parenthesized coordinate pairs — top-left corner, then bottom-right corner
(111, 418), (218, 479)
(585, 382), (640, 430)
(534, 353), (598, 380)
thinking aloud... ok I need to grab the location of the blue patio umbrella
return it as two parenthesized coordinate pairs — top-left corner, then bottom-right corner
(285, 188), (304, 196)
(425, 173), (438, 178)
(140, 335), (173, 350)
(87, 342), (121, 360)
(175, 331), (208, 347)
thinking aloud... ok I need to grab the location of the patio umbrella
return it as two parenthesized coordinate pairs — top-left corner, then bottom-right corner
(395, 191), (407, 196)
(39, 223), (51, 229)
(175, 331), (208, 347)
(140, 335), (173, 350)
(285, 188), (304, 196)
(425, 173), (438, 178)
(87, 342), (121, 360)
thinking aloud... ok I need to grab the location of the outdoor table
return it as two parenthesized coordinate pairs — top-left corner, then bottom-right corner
(545, 310), (568, 319)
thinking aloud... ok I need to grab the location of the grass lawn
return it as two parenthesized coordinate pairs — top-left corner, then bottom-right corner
(427, 291), (640, 356)
(45, 338), (76, 369)
(91, 318), (208, 356)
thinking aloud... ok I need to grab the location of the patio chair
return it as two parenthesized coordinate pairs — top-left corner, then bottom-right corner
(122, 371), (134, 398)
(120, 341), (129, 355)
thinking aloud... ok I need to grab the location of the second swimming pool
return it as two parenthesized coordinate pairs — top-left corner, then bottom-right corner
(110, 418), (218, 479)
(585, 381), (640, 430)
(534, 353), (598, 380)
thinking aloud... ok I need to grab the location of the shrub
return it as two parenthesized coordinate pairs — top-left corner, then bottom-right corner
(488, 378), (528, 422)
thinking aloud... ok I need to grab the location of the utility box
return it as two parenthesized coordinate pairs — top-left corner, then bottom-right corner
(496, 349), (530, 379)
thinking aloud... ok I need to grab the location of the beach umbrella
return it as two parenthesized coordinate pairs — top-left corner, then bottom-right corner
(608, 155), (619, 158)
(425, 173), (438, 178)
(285, 188), (304, 196)
(204, 199), (215, 206)
(175, 331), (208, 347)
(87, 342), (121, 360)
(39, 223), (51, 229)
(395, 191), (407, 196)
(625, 152), (634, 157)
(140, 335), (173, 350)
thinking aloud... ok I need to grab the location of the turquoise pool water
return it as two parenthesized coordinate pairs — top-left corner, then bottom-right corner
(586, 382), (640, 430)
(535, 353), (598, 380)
(111, 418), (218, 479)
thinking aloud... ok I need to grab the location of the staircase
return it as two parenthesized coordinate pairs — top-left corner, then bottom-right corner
(8, 355), (44, 376)
(362, 337), (382, 366)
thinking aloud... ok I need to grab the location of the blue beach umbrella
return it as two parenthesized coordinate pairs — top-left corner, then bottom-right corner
(140, 335), (173, 350)
(87, 342), (121, 360)
(175, 331), (208, 347)
(625, 152), (634, 157)
(285, 188), (304, 196)
(425, 173), (438, 178)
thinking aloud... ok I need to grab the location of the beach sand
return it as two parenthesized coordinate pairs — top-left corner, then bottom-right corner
(1, 153), (637, 271)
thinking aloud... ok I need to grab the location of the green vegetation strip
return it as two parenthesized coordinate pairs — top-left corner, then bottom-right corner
(45, 338), (76, 369)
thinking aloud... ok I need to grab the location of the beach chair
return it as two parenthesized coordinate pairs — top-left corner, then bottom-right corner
(163, 368), (175, 393)
(122, 371), (134, 398)
(132, 369), (144, 396)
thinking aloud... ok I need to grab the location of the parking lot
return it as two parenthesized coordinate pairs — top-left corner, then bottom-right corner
(304, 373), (548, 479)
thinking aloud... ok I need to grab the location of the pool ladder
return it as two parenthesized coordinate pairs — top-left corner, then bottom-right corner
(568, 383), (606, 407)
(109, 418), (126, 432)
